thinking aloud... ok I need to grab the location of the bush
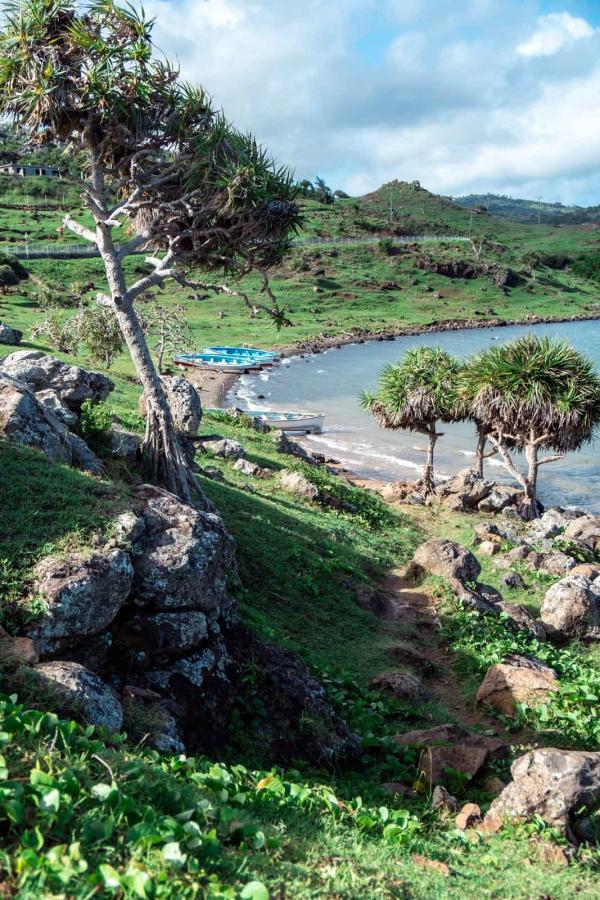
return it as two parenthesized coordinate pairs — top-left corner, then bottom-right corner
(78, 399), (114, 454)
(0, 264), (19, 287)
(572, 253), (600, 284)
(0, 252), (28, 281)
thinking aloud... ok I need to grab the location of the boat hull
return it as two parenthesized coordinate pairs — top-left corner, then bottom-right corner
(174, 358), (261, 374)
(205, 408), (325, 434)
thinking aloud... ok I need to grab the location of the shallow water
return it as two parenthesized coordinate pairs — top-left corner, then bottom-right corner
(229, 320), (600, 512)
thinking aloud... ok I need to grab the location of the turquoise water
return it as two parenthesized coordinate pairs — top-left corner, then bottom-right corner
(230, 320), (600, 511)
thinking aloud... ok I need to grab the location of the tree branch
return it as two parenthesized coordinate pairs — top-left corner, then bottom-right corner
(63, 215), (97, 244)
(537, 455), (563, 466)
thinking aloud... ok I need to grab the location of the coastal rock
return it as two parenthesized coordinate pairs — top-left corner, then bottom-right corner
(0, 373), (73, 465)
(131, 484), (236, 612)
(0, 350), (113, 410)
(410, 539), (481, 585)
(476, 658), (558, 716)
(210, 438), (245, 460)
(527, 509), (571, 541)
(437, 468), (494, 511)
(537, 552), (576, 576)
(501, 571), (526, 590)
(0, 321), (22, 345)
(478, 485), (523, 513)
(479, 540), (501, 556)
(140, 375), (201, 437)
(0, 628), (38, 666)
(563, 515), (600, 553)
(455, 803), (482, 830)
(540, 575), (600, 641)
(28, 550), (133, 655)
(570, 563), (600, 579)
(394, 724), (507, 785)
(486, 748), (600, 835)
(35, 661), (123, 731)
(279, 469), (319, 501)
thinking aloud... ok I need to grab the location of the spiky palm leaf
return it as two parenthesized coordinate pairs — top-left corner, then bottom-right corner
(461, 335), (600, 452)
(361, 346), (463, 433)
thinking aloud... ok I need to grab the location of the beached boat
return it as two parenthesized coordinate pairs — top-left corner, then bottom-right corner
(204, 346), (280, 362)
(173, 353), (263, 374)
(206, 408), (325, 434)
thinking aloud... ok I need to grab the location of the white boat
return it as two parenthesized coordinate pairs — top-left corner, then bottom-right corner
(206, 408), (325, 434)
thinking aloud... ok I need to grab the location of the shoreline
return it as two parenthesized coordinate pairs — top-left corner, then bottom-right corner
(194, 310), (600, 411)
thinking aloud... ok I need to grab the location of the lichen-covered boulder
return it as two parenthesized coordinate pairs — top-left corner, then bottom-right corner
(35, 661), (123, 730)
(410, 539), (481, 585)
(209, 438), (245, 460)
(131, 484), (236, 611)
(140, 375), (201, 437)
(68, 432), (104, 475)
(279, 469), (319, 501)
(540, 575), (600, 641)
(35, 388), (78, 428)
(28, 550), (133, 656)
(118, 611), (209, 657)
(0, 373), (73, 464)
(0, 350), (113, 410)
(486, 748), (600, 834)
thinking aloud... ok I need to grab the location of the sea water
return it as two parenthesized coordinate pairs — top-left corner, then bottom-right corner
(229, 320), (600, 511)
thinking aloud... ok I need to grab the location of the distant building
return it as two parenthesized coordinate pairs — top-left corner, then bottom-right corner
(0, 163), (64, 178)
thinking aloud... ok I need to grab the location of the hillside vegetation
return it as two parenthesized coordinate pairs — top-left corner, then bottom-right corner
(455, 193), (600, 226)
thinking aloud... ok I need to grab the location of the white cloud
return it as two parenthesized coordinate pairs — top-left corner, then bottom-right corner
(517, 12), (595, 58)
(146, 1), (600, 205)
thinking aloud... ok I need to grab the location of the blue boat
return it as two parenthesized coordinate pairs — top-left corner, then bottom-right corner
(204, 346), (279, 362)
(174, 353), (264, 373)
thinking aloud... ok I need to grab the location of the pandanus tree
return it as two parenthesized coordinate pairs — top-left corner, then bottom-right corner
(361, 346), (462, 497)
(461, 335), (600, 519)
(0, 0), (300, 505)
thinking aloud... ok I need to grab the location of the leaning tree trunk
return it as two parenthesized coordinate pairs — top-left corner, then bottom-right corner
(475, 428), (487, 478)
(98, 230), (208, 508)
(521, 440), (541, 521)
(422, 424), (438, 498)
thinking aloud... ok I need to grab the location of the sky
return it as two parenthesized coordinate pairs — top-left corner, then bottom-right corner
(146, 0), (600, 205)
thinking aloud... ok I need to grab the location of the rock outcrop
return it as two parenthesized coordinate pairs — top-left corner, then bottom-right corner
(487, 748), (600, 835)
(279, 469), (319, 501)
(563, 515), (600, 553)
(0, 373), (73, 465)
(410, 539), (481, 585)
(0, 350), (113, 410)
(437, 469), (495, 511)
(140, 375), (201, 437)
(540, 575), (600, 641)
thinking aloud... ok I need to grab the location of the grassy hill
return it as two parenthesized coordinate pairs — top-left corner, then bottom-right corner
(455, 193), (600, 226)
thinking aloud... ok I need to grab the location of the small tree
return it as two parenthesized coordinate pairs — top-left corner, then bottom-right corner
(461, 335), (600, 519)
(361, 346), (462, 497)
(140, 304), (195, 374)
(71, 305), (125, 369)
(0, 0), (299, 505)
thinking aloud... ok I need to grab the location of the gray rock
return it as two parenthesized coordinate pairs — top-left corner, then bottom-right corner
(28, 550), (133, 655)
(437, 468), (495, 511)
(279, 469), (319, 501)
(537, 552), (576, 576)
(210, 438), (245, 460)
(486, 748), (600, 834)
(431, 785), (458, 813)
(507, 544), (532, 562)
(563, 515), (600, 553)
(478, 485), (523, 513)
(35, 661), (123, 731)
(68, 432), (104, 475)
(140, 375), (201, 437)
(273, 429), (315, 462)
(0, 373), (73, 464)
(110, 425), (141, 460)
(527, 508), (570, 542)
(131, 484), (236, 611)
(0, 321), (22, 345)
(495, 602), (546, 640)
(120, 611), (208, 656)
(0, 350), (113, 410)
(501, 570), (526, 589)
(233, 458), (261, 476)
(34, 389), (78, 428)
(540, 575), (600, 641)
(411, 539), (481, 585)
(110, 511), (146, 548)
(370, 671), (425, 701)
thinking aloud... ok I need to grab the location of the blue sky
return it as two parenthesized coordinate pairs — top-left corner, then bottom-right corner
(147, 0), (600, 205)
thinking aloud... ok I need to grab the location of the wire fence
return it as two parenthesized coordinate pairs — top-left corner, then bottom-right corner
(4, 232), (470, 260)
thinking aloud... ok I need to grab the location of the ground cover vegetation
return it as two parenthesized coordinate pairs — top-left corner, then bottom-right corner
(0, 4), (599, 896)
